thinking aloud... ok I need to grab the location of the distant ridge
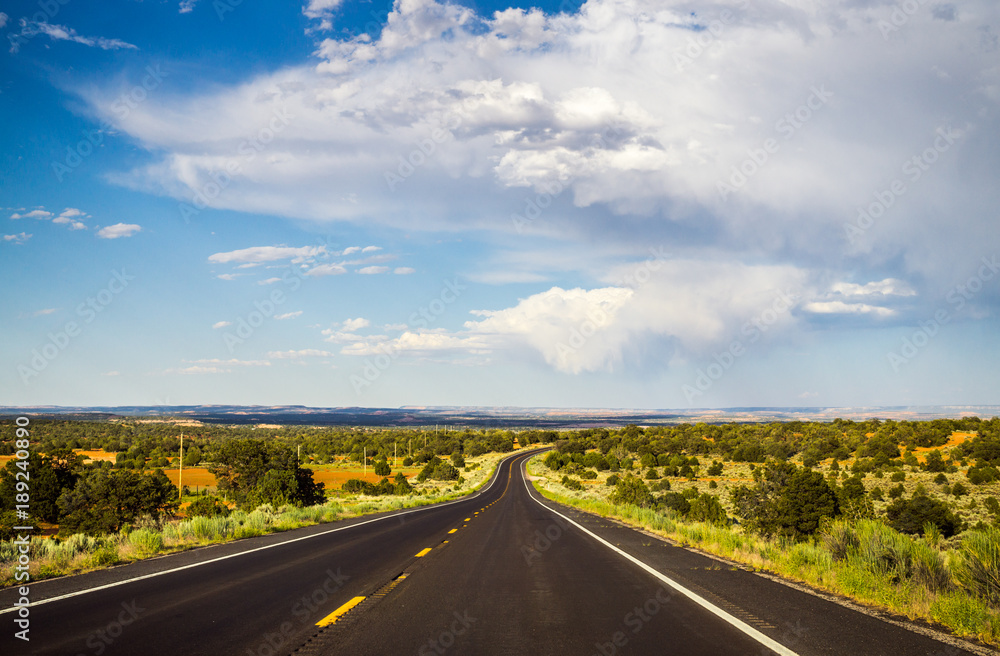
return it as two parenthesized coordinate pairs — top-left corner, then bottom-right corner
(1, 405), (997, 429)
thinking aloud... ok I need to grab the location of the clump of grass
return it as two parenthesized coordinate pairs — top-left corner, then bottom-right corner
(954, 526), (1000, 606)
(128, 529), (164, 556)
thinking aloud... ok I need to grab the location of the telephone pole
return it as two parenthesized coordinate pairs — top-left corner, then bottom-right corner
(178, 433), (184, 500)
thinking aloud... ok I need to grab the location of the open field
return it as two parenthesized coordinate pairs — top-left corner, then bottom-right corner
(158, 463), (423, 491)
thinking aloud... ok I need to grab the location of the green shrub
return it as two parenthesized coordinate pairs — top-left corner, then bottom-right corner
(610, 476), (653, 508)
(187, 495), (231, 518)
(885, 493), (961, 537)
(561, 476), (583, 491)
(954, 527), (1000, 607)
(128, 529), (163, 555)
(687, 493), (728, 525)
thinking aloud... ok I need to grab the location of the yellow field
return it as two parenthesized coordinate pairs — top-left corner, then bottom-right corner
(163, 467), (217, 487)
(159, 464), (419, 490)
(910, 431), (974, 463)
(76, 449), (117, 463)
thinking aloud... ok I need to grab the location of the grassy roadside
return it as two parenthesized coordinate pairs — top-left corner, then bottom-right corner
(525, 455), (1000, 648)
(0, 452), (511, 588)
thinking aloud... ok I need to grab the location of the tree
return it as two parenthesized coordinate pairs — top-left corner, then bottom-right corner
(731, 461), (839, 540)
(182, 446), (202, 467)
(609, 475), (653, 508)
(838, 475), (874, 520)
(208, 439), (323, 509)
(57, 469), (179, 535)
(186, 495), (230, 518)
(0, 452), (78, 524)
(393, 472), (413, 495)
(923, 449), (948, 473)
(885, 491), (961, 537)
(374, 458), (391, 477)
(687, 493), (728, 525)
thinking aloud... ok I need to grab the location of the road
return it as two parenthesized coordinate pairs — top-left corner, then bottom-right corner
(0, 450), (984, 656)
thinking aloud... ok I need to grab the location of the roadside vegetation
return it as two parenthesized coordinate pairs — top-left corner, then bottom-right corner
(525, 417), (1000, 647)
(6, 414), (1000, 648)
(0, 419), (533, 586)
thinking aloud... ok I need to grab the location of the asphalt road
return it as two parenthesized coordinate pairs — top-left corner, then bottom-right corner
(0, 450), (985, 656)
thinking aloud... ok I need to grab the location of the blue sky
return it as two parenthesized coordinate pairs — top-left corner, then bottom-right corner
(1, 0), (999, 409)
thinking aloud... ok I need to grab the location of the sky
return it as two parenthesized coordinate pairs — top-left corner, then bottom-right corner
(1, 0), (998, 410)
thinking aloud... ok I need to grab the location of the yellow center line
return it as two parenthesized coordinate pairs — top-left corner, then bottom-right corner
(415, 547), (433, 557)
(448, 528), (458, 534)
(464, 518), (471, 521)
(316, 596), (366, 627)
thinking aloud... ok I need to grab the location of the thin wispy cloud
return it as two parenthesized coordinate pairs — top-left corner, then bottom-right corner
(15, 20), (137, 51)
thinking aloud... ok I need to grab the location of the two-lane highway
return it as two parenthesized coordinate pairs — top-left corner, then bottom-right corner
(1, 450), (985, 655)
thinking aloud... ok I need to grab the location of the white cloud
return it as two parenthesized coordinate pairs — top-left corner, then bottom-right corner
(11, 207), (87, 230)
(339, 259), (808, 373)
(323, 330), (366, 343)
(341, 317), (370, 331)
(267, 349), (336, 359)
(357, 265), (388, 274)
(184, 358), (271, 366)
(103, 371), (121, 377)
(18, 21), (137, 50)
(803, 301), (896, 317)
(97, 223), (141, 239)
(830, 279), (916, 298)
(304, 0), (344, 20)
(10, 209), (53, 220)
(305, 263), (346, 277)
(216, 273), (242, 281)
(257, 277), (283, 285)
(0, 13), (8, 30)
(212, 321), (232, 329)
(179, 0), (197, 14)
(361, 245), (381, 253)
(275, 311), (303, 320)
(2, 233), (31, 244)
(53, 208), (88, 230)
(33, 308), (58, 316)
(208, 245), (325, 264)
(165, 365), (229, 375)
(84, 0), (1000, 338)
(394, 267), (416, 275)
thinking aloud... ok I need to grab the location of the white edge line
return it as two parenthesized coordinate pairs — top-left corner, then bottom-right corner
(0, 450), (533, 614)
(520, 459), (799, 656)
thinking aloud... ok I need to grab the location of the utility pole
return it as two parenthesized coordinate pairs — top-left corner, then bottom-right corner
(178, 433), (184, 500)
(363, 446), (366, 477)
(394, 442), (397, 468)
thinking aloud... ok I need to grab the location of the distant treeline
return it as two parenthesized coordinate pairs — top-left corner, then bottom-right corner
(1, 416), (997, 466)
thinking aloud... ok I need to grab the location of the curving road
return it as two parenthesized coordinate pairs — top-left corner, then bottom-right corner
(0, 450), (983, 656)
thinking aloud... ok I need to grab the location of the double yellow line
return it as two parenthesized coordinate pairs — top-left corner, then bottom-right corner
(315, 452), (532, 628)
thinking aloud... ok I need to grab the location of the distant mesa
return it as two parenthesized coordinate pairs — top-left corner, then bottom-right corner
(1, 404), (997, 428)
